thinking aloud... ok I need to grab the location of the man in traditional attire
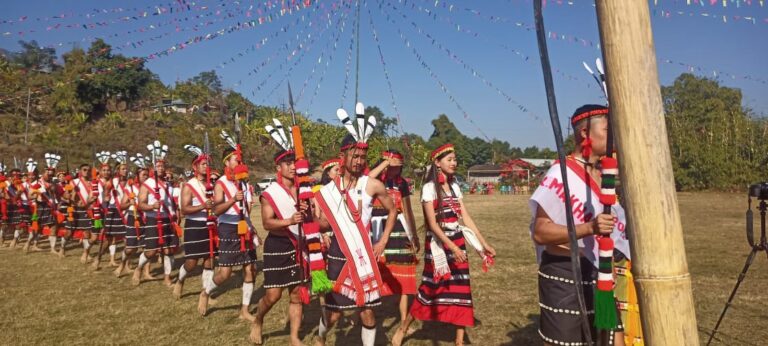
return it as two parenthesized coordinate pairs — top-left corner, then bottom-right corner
(197, 139), (259, 322)
(249, 121), (307, 345)
(114, 155), (150, 278)
(530, 104), (630, 345)
(313, 103), (398, 346)
(71, 164), (96, 263)
(133, 142), (180, 287)
(173, 145), (217, 300)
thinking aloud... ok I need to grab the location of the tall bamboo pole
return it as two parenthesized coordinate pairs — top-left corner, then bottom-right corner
(594, 1), (699, 344)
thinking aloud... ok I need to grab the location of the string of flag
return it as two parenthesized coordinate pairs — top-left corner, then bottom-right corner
(383, 1), (543, 123)
(366, 4), (407, 136)
(374, 0), (491, 141)
(422, 0), (768, 84)
(339, 2), (359, 108)
(259, 8), (343, 103)
(297, 5), (352, 104)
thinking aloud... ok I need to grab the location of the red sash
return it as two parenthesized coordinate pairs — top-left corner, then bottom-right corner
(315, 180), (391, 306)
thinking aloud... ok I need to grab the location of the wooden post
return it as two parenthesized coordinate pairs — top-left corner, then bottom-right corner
(594, 1), (699, 344)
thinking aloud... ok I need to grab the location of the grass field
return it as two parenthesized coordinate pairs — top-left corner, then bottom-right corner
(1, 192), (766, 345)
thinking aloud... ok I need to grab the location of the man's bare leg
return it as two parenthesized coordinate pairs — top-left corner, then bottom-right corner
(249, 287), (284, 344)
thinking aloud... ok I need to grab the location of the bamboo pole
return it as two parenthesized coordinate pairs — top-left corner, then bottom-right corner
(594, 1), (699, 344)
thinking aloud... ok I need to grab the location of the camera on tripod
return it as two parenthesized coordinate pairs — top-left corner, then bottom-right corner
(748, 182), (768, 200)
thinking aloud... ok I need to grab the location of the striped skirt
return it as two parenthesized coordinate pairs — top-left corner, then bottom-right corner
(36, 203), (55, 226)
(375, 216), (417, 295)
(410, 228), (474, 327)
(68, 207), (93, 232)
(324, 238), (382, 311)
(537, 252), (624, 345)
(262, 234), (301, 289)
(10, 204), (29, 226)
(142, 216), (178, 251)
(124, 214), (144, 249)
(182, 219), (216, 259)
(103, 206), (126, 237)
(216, 223), (256, 267)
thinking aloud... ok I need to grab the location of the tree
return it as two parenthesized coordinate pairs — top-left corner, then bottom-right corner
(192, 70), (223, 93)
(13, 40), (57, 72)
(662, 73), (760, 190)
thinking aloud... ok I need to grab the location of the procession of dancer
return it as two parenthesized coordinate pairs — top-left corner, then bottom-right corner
(0, 100), (644, 346)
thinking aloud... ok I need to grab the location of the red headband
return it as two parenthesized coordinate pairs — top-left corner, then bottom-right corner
(382, 151), (403, 160)
(340, 142), (369, 152)
(430, 143), (455, 161)
(192, 154), (209, 166)
(274, 150), (295, 164)
(571, 108), (609, 125)
(322, 158), (341, 170)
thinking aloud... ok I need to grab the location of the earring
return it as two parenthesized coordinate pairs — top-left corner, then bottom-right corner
(437, 168), (447, 184)
(580, 137), (593, 160)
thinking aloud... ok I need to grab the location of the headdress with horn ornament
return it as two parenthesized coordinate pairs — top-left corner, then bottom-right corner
(129, 153), (150, 169)
(25, 158), (38, 174)
(265, 118), (295, 163)
(220, 129), (248, 181)
(44, 153), (62, 172)
(110, 151), (128, 165)
(337, 101), (376, 151)
(96, 151), (112, 168)
(184, 144), (209, 175)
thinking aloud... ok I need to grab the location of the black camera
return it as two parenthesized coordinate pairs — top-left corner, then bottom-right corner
(748, 182), (768, 200)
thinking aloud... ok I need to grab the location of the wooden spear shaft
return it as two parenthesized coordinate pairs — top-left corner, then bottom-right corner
(594, 1), (699, 344)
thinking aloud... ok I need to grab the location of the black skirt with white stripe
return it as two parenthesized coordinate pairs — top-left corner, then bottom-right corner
(10, 203), (29, 226)
(36, 203), (55, 226)
(263, 234), (301, 289)
(217, 223), (256, 267)
(103, 206), (126, 236)
(124, 213), (144, 249)
(68, 207), (93, 232)
(183, 219), (216, 259)
(537, 252), (623, 345)
(142, 216), (178, 251)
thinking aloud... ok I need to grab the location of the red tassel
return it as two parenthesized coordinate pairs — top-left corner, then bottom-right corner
(581, 137), (593, 159)
(437, 171), (446, 184)
(299, 285), (310, 305)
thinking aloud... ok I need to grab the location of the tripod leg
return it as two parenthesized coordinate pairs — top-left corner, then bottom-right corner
(706, 248), (759, 345)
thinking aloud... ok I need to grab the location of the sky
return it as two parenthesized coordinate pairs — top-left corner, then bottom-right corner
(1, 0), (766, 149)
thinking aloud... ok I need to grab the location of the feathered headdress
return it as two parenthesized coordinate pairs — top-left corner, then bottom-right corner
(146, 140), (169, 165)
(25, 158), (38, 174)
(96, 151), (112, 167)
(184, 144), (209, 174)
(129, 153), (150, 169)
(583, 58), (608, 103)
(111, 151), (128, 165)
(220, 130), (248, 181)
(44, 153), (62, 171)
(337, 101), (376, 151)
(264, 119), (295, 163)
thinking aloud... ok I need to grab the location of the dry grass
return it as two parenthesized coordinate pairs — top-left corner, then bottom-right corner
(0, 192), (765, 345)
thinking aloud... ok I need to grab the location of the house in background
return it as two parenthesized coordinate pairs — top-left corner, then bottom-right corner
(152, 99), (191, 114)
(466, 164), (504, 184)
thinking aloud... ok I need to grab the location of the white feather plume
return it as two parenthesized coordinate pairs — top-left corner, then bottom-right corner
(220, 130), (237, 150)
(184, 145), (203, 157)
(25, 158), (37, 173)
